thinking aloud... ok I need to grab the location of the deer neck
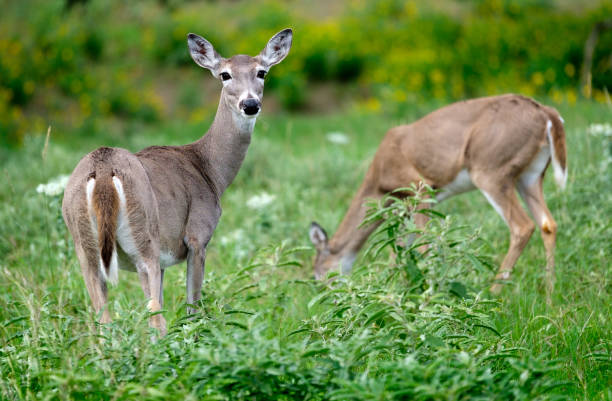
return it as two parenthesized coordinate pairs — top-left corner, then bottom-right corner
(328, 185), (380, 272)
(194, 96), (256, 196)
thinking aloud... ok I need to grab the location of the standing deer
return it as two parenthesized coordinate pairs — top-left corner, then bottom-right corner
(309, 94), (567, 298)
(62, 29), (293, 335)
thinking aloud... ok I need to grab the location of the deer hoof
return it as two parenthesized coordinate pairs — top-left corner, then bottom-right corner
(489, 283), (504, 295)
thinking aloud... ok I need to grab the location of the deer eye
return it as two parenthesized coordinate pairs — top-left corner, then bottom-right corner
(220, 72), (231, 81)
(257, 70), (267, 79)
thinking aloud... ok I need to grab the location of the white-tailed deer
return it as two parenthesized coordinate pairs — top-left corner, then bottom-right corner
(309, 94), (567, 298)
(62, 29), (292, 334)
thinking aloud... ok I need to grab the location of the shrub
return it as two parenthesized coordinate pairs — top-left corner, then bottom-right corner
(1, 0), (611, 146)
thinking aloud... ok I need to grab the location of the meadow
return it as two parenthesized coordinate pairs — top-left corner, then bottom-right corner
(0, 98), (610, 399)
(2, 0), (612, 399)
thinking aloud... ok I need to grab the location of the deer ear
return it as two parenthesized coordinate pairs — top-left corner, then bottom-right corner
(187, 33), (221, 72)
(259, 28), (292, 68)
(309, 221), (328, 249)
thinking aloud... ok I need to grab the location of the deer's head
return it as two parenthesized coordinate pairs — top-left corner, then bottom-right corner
(309, 222), (356, 280)
(187, 29), (292, 120)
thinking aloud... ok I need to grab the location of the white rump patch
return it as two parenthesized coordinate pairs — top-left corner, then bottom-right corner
(546, 120), (567, 189)
(112, 176), (140, 260)
(86, 178), (95, 208)
(436, 169), (476, 202)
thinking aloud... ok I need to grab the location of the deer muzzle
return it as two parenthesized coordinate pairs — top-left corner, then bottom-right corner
(240, 98), (261, 116)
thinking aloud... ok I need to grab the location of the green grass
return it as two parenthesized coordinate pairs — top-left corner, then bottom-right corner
(0, 99), (610, 400)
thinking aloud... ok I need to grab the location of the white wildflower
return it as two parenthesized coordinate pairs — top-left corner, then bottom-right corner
(326, 131), (350, 145)
(403, 354), (417, 366)
(36, 174), (70, 197)
(587, 123), (612, 137)
(246, 192), (276, 209)
(219, 229), (249, 259)
(457, 351), (471, 364)
(519, 370), (530, 385)
(220, 229), (245, 246)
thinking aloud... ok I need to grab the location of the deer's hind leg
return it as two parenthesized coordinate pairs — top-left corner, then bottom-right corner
(74, 220), (111, 324)
(518, 175), (557, 304)
(184, 205), (219, 315)
(117, 225), (166, 335)
(113, 176), (166, 335)
(471, 175), (535, 294)
(134, 255), (166, 335)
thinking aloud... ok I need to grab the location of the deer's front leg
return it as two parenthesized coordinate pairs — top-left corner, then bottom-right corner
(185, 224), (215, 315)
(184, 205), (219, 314)
(185, 241), (206, 315)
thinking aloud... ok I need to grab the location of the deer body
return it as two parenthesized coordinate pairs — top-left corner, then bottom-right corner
(62, 29), (292, 334)
(310, 94), (567, 298)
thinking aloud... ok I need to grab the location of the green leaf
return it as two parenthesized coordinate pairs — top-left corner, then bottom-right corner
(449, 281), (468, 299)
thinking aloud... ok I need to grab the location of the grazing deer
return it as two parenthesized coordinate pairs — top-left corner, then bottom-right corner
(62, 29), (293, 334)
(309, 94), (567, 298)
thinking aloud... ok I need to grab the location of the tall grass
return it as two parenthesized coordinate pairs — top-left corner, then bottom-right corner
(0, 99), (610, 399)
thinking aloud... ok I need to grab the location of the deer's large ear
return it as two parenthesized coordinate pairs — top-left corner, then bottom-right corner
(187, 33), (221, 72)
(309, 221), (328, 250)
(259, 28), (292, 68)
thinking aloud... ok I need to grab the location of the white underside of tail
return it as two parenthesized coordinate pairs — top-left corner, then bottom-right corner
(547, 119), (567, 189)
(99, 252), (118, 285)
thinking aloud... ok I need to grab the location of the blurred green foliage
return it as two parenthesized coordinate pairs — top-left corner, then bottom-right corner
(1, 0), (611, 147)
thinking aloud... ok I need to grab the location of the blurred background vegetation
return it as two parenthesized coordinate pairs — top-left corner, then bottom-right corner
(1, 0), (611, 148)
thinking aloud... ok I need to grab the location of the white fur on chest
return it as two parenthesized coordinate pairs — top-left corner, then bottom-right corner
(113, 176), (140, 258)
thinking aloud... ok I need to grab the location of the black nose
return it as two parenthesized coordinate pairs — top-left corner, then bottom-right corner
(240, 98), (260, 115)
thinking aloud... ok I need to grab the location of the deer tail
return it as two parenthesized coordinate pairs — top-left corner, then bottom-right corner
(89, 171), (119, 284)
(545, 111), (568, 189)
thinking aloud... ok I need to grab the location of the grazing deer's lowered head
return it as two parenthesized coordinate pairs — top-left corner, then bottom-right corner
(309, 221), (357, 280)
(62, 29), (292, 336)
